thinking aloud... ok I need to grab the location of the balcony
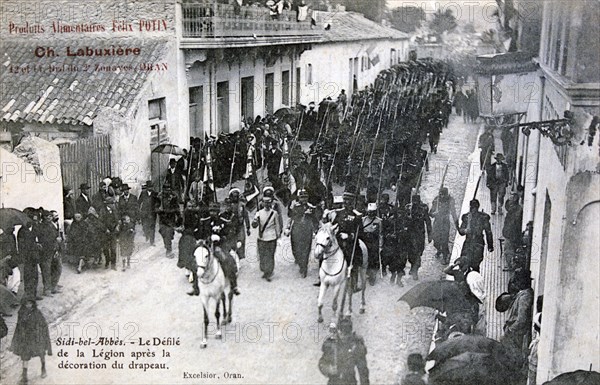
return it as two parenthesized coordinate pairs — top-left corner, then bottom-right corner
(180, 1), (323, 48)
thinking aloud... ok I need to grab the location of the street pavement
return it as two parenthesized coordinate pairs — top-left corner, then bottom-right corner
(0, 113), (479, 385)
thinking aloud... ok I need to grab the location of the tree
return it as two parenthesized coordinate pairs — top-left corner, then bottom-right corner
(389, 6), (425, 33)
(342, 0), (386, 23)
(429, 9), (457, 36)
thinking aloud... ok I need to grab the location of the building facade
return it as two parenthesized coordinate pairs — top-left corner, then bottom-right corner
(476, 1), (599, 383)
(297, 10), (409, 105)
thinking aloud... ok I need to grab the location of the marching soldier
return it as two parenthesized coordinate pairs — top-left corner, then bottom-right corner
(361, 203), (382, 285)
(227, 188), (251, 260)
(429, 187), (458, 265)
(319, 316), (369, 385)
(457, 199), (494, 272)
(405, 194), (432, 281)
(285, 189), (319, 278)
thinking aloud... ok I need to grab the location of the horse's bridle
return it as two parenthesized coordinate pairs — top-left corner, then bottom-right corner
(197, 252), (218, 284)
(316, 240), (340, 261)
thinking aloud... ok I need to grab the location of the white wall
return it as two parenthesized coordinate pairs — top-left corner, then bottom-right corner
(297, 38), (409, 105)
(0, 139), (64, 221)
(187, 51), (297, 135)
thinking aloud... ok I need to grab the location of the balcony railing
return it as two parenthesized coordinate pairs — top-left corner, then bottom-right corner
(182, 2), (320, 39)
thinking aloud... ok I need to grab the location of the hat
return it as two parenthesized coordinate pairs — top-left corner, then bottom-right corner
(229, 188), (241, 196)
(143, 180), (154, 189)
(102, 177), (112, 186)
(339, 316), (353, 333)
(495, 292), (514, 313)
(121, 184), (131, 191)
(342, 192), (355, 200)
(209, 202), (220, 211)
(80, 183), (90, 190)
(298, 189), (309, 198)
(494, 153), (505, 160)
(333, 195), (344, 204)
(263, 185), (275, 193)
(367, 203), (377, 212)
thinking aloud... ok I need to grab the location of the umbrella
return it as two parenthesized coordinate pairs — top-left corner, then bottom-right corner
(152, 144), (185, 156)
(0, 208), (30, 229)
(398, 280), (473, 314)
(543, 370), (600, 385)
(428, 352), (511, 385)
(274, 107), (295, 118)
(427, 334), (519, 370)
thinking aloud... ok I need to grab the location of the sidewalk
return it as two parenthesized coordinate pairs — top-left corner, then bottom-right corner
(445, 128), (510, 340)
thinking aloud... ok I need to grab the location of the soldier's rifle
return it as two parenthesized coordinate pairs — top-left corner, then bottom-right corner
(326, 130), (342, 189)
(228, 141), (238, 189)
(395, 151), (406, 207)
(434, 158), (451, 215)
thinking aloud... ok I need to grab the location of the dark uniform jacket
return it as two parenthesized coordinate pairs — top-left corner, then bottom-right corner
(458, 210), (493, 269)
(486, 161), (510, 188)
(320, 334), (369, 385)
(332, 207), (363, 264)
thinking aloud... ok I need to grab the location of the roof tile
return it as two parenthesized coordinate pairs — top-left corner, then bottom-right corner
(0, 38), (170, 126)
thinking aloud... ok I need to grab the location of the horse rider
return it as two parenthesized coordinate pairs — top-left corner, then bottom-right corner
(197, 202), (240, 295)
(457, 199), (494, 272)
(361, 203), (382, 286)
(319, 316), (370, 385)
(332, 192), (363, 290)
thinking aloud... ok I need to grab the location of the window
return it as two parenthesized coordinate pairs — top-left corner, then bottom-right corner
(282, 70), (290, 106)
(217, 81), (229, 133)
(241, 77), (254, 123)
(390, 49), (396, 66)
(148, 98), (166, 120)
(265, 73), (274, 114)
(295, 67), (301, 105)
(189, 87), (203, 138)
(148, 97), (167, 146)
(306, 64), (313, 85)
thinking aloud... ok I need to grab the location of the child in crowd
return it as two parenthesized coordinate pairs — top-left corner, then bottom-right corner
(118, 215), (136, 271)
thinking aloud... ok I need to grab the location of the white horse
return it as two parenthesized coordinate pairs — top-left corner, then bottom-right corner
(314, 222), (369, 330)
(194, 245), (233, 348)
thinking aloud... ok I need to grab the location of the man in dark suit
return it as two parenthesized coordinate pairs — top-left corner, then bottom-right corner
(18, 219), (42, 300)
(117, 184), (139, 223)
(486, 153), (510, 215)
(138, 181), (160, 245)
(75, 183), (92, 215)
(164, 159), (185, 202)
